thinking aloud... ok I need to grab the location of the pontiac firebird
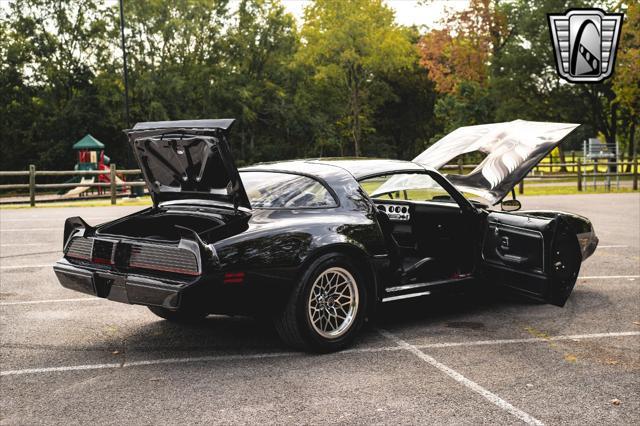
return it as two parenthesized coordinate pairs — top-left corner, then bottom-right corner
(54, 119), (598, 352)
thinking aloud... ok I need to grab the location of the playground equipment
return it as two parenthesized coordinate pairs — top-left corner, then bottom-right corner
(61, 134), (127, 198)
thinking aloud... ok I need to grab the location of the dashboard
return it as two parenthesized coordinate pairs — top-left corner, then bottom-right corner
(376, 203), (410, 221)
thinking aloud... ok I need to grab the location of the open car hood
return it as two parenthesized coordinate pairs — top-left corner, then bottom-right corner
(373, 120), (580, 205)
(126, 119), (251, 210)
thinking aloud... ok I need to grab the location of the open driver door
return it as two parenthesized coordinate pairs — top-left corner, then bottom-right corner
(480, 211), (582, 307)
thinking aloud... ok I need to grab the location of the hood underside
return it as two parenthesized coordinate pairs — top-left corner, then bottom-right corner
(373, 120), (580, 204)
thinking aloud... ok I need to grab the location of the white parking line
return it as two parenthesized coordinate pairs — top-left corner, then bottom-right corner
(579, 275), (639, 280)
(0, 217), (112, 223)
(1, 352), (298, 376)
(0, 264), (53, 270)
(0, 297), (99, 306)
(1, 363), (122, 376)
(1, 331), (638, 377)
(378, 329), (544, 426)
(0, 228), (59, 232)
(415, 331), (640, 348)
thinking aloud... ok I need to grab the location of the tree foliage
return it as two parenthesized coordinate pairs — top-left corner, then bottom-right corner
(297, 0), (415, 156)
(419, 0), (637, 162)
(0, 0), (636, 172)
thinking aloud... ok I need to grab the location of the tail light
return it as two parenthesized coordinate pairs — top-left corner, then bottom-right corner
(65, 237), (93, 261)
(129, 244), (200, 276)
(64, 237), (200, 276)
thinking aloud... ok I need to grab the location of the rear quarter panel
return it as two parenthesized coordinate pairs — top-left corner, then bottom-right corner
(213, 208), (386, 271)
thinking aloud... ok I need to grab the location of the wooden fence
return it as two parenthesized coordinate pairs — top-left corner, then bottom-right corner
(0, 165), (146, 206)
(441, 159), (638, 194)
(0, 159), (638, 207)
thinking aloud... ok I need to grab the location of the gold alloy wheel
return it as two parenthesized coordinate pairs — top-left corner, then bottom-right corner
(307, 266), (359, 339)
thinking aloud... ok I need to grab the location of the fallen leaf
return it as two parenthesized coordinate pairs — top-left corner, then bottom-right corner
(112, 350), (120, 355)
(564, 354), (577, 363)
(605, 359), (619, 365)
(611, 399), (621, 406)
(632, 321), (640, 327)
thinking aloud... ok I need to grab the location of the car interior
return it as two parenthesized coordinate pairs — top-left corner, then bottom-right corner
(360, 173), (481, 285)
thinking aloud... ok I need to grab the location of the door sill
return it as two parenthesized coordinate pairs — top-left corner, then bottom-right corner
(382, 291), (431, 303)
(385, 276), (473, 293)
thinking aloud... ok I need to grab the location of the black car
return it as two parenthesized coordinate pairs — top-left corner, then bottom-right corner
(54, 119), (598, 352)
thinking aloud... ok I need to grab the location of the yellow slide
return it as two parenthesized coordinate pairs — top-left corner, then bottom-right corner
(61, 177), (94, 199)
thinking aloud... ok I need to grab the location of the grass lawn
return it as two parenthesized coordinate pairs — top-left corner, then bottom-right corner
(520, 185), (638, 196)
(360, 180), (636, 202)
(0, 183), (637, 210)
(0, 196), (153, 209)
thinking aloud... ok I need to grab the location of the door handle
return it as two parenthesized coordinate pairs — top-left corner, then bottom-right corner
(500, 236), (509, 250)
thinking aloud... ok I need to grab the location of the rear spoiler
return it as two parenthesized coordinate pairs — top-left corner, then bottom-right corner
(125, 119), (235, 140)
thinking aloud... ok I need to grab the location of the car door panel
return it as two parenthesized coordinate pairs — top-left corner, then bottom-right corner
(481, 212), (581, 306)
(483, 219), (548, 274)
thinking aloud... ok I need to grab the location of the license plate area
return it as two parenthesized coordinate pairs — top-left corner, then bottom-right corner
(93, 274), (115, 298)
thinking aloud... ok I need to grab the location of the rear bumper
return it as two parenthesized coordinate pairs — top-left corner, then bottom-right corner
(53, 259), (298, 314)
(53, 260), (187, 309)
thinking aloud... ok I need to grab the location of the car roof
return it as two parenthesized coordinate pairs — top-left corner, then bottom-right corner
(240, 158), (428, 180)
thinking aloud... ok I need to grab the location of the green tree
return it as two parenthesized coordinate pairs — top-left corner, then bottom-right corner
(373, 27), (438, 159)
(1, 0), (112, 171)
(223, 0), (300, 163)
(297, 0), (414, 156)
(613, 2), (639, 168)
(489, 0), (626, 165)
(109, 0), (230, 122)
(420, 0), (632, 169)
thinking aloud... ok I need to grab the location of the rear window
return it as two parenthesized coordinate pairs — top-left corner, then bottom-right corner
(239, 172), (337, 209)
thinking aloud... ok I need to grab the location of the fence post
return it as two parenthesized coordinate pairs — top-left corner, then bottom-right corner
(457, 157), (463, 175)
(518, 180), (524, 195)
(29, 164), (36, 207)
(577, 159), (582, 192)
(110, 164), (117, 205)
(634, 155), (638, 191)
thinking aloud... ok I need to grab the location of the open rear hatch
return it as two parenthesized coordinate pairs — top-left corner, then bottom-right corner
(126, 119), (251, 210)
(412, 120), (581, 204)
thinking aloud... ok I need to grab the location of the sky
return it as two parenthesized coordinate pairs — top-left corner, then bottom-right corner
(275, 0), (470, 29)
(79, 0), (471, 30)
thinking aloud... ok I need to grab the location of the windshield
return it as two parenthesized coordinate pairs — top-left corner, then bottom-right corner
(363, 173), (451, 201)
(362, 173), (490, 206)
(239, 171), (337, 209)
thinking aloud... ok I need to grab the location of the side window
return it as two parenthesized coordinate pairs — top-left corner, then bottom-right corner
(360, 173), (454, 202)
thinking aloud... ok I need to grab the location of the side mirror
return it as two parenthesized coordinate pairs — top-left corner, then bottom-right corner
(501, 199), (521, 212)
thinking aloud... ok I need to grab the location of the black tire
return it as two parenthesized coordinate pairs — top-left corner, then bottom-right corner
(274, 253), (367, 353)
(147, 306), (209, 323)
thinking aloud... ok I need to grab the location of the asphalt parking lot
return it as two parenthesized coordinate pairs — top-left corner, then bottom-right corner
(1, 193), (638, 425)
